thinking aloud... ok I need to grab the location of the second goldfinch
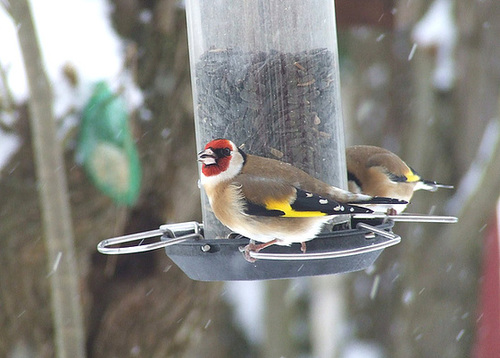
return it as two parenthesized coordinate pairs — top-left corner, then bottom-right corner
(198, 139), (407, 260)
(346, 145), (453, 214)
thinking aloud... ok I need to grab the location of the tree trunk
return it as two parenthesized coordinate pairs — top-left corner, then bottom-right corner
(7, 0), (85, 356)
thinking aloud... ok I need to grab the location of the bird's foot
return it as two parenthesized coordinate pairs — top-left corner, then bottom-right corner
(239, 239), (278, 263)
(239, 242), (258, 263)
(386, 208), (398, 216)
(300, 242), (307, 253)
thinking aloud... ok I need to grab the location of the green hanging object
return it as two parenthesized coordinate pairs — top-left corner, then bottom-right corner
(76, 81), (141, 206)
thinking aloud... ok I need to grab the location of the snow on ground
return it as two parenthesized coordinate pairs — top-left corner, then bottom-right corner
(0, 0), (141, 171)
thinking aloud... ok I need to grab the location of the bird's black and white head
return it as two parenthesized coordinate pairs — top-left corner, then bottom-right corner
(198, 139), (246, 185)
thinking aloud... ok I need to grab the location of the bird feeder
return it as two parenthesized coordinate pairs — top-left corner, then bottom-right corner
(97, 0), (457, 281)
(186, 0), (349, 240)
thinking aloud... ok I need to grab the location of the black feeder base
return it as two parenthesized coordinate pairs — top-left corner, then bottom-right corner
(164, 220), (398, 281)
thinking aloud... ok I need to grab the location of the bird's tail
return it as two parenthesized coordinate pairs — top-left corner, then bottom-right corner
(417, 180), (454, 192)
(327, 187), (408, 214)
(348, 196), (409, 215)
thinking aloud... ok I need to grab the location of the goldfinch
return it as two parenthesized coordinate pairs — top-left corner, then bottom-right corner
(346, 145), (453, 214)
(198, 139), (407, 261)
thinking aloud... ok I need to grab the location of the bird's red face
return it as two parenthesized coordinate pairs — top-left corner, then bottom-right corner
(198, 139), (234, 177)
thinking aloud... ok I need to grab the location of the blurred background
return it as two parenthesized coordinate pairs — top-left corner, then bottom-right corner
(1, 0), (499, 357)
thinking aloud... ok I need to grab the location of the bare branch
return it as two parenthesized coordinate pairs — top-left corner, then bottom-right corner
(8, 0), (85, 357)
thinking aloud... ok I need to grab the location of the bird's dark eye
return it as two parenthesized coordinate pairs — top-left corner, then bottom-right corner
(212, 147), (232, 158)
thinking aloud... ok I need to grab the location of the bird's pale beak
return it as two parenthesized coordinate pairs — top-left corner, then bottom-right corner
(198, 148), (217, 166)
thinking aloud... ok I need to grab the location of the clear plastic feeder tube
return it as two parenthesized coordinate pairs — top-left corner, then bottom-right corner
(186, 0), (347, 239)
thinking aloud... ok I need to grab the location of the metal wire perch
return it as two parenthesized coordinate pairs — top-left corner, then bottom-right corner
(97, 221), (203, 255)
